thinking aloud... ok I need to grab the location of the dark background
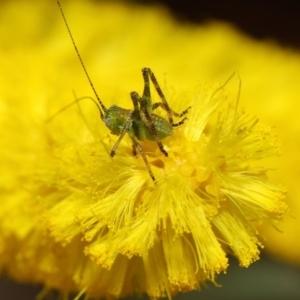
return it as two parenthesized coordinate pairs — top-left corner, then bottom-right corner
(1, 255), (300, 300)
(1, 0), (300, 299)
(135, 0), (300, 48)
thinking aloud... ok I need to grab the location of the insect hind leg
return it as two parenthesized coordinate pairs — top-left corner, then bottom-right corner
(142, 67), (174, 125)
(144, 67), (191, 126)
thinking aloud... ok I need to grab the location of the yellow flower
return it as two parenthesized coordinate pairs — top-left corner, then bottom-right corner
(0, 0), (288, 299)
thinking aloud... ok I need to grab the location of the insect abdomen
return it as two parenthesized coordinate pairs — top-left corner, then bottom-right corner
(144, 114), (173, 141)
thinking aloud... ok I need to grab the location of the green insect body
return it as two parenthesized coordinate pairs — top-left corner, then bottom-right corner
(104, 105), (172, 140)
(57, 1), (190, 182)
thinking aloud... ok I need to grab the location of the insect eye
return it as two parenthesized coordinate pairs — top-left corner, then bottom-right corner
(104, 118), (111, 128)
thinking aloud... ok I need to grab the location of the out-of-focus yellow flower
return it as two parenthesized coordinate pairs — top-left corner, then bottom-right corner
(0, 0), (292, 299)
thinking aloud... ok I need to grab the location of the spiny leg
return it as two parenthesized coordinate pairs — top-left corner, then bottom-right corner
(142, 67), (174, 124)
(130, 91), (143, 157)
(131, 91), (169, 157)
(152, 102), (191, 127)
(141, 68), (153, 114)
(171, 117), (188, 127)
(110, 110), (133, 157)
(152, 102), (191, 117)
(130, 134), (155, 182)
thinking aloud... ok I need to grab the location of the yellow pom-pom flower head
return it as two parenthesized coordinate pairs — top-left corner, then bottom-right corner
(39, 70), (285, 298)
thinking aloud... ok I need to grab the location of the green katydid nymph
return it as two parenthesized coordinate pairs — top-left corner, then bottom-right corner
(57, 1), (190, 182)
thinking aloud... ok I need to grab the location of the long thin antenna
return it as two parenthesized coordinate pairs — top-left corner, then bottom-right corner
(45, 95), (103, 123)
(57, 1), (107, 115)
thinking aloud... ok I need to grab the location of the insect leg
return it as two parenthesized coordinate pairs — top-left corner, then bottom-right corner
(130, 91), (145, 156)
(129, 93), (155, 181)
(130, 134), (156, 182)
(170, 117), (188, 127)
(142, 67), (174, 124)
(131, 91), (169, 157)
(110, 111), (133, 157)
(140, 68), (153, 114)
(152, 102), (191, 117)
(152, 102), (191, 127)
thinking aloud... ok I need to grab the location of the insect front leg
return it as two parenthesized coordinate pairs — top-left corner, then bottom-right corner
(110, 111), (133, 157)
